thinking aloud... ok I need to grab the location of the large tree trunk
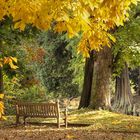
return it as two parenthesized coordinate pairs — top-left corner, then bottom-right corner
(89, 47), (112, 110)
(79, 51), (94, 108)
(112, 63), (133, 114)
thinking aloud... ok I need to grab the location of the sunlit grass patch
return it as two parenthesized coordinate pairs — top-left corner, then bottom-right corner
(68, 109), (140, 132)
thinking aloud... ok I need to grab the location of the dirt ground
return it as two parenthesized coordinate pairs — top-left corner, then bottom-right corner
(0, 124), (140, 140)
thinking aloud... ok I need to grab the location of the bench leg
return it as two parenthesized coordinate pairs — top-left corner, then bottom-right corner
(64, 118), (67, 128)
(57, 117), (60, 128)
(23, 116), (26, 125)
(16, 115), (19, 125)
(64, 108), (68, 128)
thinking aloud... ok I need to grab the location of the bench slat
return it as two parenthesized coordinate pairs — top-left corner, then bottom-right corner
(17, 103), (58, 117)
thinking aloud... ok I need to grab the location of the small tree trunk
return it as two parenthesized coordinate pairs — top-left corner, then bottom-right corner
(0, 40), (4, 119)
(89, 47), (112, 110)
(138, 67), (140, 96)
(79, 51), (94, 108)
(112, 63), (133, 114)
(0, 67), (4, 100)
(0, 67), (3, 93)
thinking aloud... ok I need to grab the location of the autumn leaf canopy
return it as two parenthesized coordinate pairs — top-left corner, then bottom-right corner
(0, 0), (139, 57)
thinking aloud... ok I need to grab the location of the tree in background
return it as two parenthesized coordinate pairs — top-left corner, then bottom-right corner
(38, 31), (82, 99)
(112, 4), (140, 114)
(0, 19), (47, 115)
(130, 66), (140, 96)
(0, 18), (20, 118)
(138, 67), (140, 95)
(79, 3), (140, 111)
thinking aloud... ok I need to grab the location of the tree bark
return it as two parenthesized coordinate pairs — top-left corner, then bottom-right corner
(112, 63), (133, 114)
(79, 51), (94, 108)
(0, 40), (4, 119)
(0, 67), (3, 94)
(137, 66), (140, 96)
(89, 47), (112, 110)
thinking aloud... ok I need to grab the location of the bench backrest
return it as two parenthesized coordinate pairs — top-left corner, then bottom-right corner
(16, 102), (59, 118)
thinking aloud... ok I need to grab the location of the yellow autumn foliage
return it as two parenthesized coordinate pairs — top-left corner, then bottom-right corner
(3, 57), (18, 69)
(0, 94), (4, 99)
(0, 56), (18, 119)
(0, 101), (4, 119)
(0, 0), (139, 55)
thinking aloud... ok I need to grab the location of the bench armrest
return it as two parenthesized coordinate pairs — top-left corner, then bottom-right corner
(60, 107), (68, 128)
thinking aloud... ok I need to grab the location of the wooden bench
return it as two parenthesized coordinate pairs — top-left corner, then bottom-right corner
(15, 100), (67, 128)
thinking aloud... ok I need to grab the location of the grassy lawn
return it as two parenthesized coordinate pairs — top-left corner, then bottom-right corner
(0, 109), (140, 133)
(68, 109), (140, 133)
